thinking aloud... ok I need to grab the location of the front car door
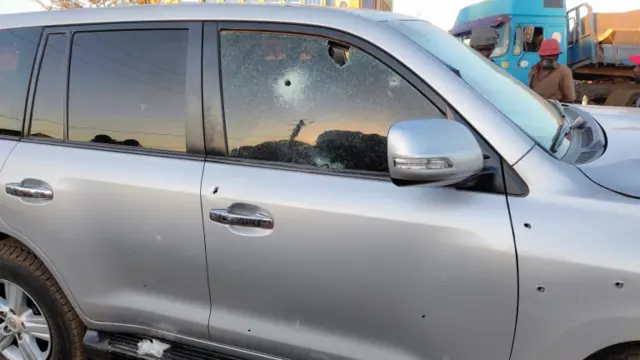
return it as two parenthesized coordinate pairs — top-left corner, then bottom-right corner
(200, 21), (518, 360)
(0, 22), (211, 339)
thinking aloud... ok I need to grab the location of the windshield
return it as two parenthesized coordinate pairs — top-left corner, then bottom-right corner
(386, 20), (569, 158)
(455, 23), (510, 58)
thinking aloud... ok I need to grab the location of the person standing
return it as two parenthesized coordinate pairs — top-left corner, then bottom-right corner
(469, 27), (499, 59)
(528, 38), (576, 103)
(631, 55), (640, 82)
(630, 55), (640, 107)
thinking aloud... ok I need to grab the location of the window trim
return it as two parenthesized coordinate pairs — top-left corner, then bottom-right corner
(24, 21), (205, 158)
(0, 27), (43, 140)
(206, 21), (525, 195)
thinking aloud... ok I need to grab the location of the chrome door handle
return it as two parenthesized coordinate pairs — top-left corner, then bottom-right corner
(5, 180), (53, 200)
(210, 209), (274, 229)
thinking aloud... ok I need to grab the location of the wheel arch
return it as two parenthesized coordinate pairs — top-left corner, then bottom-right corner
(0, 229), (90, 327)
(585, 341), (640, 360)
(531, 316), (640, 360)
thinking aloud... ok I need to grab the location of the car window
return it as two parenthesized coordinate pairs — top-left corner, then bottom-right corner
(218, 30), (444, 173)
(31, 33), (67, 140)
(0, 28), (40, 138)
(387, 20), (567, 157)
(67, 30), (188, 152)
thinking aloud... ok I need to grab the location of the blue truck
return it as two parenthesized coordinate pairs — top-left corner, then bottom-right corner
(451, 0), (640, 107)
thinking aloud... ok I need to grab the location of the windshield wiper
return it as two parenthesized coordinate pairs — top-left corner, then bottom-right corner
(548, 100), (585, 154)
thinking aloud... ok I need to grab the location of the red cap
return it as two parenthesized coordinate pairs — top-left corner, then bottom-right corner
(538, 38), (562, 57)
(630, 55), (640, 65)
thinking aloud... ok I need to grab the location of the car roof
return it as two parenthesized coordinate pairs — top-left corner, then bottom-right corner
(0, 3), (417, 31)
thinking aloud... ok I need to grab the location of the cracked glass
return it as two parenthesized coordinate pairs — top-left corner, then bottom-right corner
(219, 31), (444, 173)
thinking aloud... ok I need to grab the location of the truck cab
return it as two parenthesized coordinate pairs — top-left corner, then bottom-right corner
(451, 0), (567, 85)
(453, 0), (640, 106)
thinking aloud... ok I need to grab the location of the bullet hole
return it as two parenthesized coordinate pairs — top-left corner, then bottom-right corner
(615, 281), (624, 289)
(212, 186), (219, 195)
(421, 314), (426, 319)
(284, 80), (292, 87)
(328, 41), (350, 67)
(247, 329), (251, 332)
(143, 284), (147, 288)
(536, 285), (546, 293)
(524, 223), (532, 229)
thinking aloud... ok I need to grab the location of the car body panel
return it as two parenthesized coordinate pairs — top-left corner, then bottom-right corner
(201, 163), (518, 360)
(574, 105), (640, 198)
(0, 142), (211, 339)
(509, 145), (640, 360)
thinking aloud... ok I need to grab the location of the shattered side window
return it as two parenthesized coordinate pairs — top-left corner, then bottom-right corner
(219, 31), (444, 173)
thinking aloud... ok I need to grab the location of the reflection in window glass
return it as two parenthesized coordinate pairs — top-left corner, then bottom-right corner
(68, 30), (188, 152)
(31, 34), (67, 140)
(0, 28), (41, 137)
(219, 31), (443, 173)
(326, 0), (335, 5)
(305, 0), (322, 4)
(513, 26), (523, 55)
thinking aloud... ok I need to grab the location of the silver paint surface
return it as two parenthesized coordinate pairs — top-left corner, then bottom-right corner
(201, 163), (517, 360)
(574, 105), (640, 197)
(0, 143), (211, 339)
(509, 145), (640, 360)
(0, 4), (637, 360)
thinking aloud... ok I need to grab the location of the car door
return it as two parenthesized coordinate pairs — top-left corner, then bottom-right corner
(201, 22), (518, 360)
(0, 22), (212, 339)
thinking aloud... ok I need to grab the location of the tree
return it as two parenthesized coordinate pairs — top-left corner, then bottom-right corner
(35, 0), (181, 10)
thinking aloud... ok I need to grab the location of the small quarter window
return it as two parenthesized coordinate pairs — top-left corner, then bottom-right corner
(0, 28), (41, 137)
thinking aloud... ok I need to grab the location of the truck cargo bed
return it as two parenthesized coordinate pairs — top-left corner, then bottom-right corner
(568, 9), (640, 69)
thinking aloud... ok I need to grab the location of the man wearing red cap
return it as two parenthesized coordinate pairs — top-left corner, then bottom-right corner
(528, 38), (576, 103)
(631, 55), (640, 107)
(631, 55), (640, 83)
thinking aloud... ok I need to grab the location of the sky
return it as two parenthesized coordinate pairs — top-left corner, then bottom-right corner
(0, 0), (638, 30)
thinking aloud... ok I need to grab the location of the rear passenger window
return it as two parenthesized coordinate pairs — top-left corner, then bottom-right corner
(68, 30), (188, 152)
(218, 31), (443, 173)
(31, 33), (67, 140)
(0, 28), (41, 137)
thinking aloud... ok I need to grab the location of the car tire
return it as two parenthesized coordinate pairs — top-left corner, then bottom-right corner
(0, 238), (85, 359)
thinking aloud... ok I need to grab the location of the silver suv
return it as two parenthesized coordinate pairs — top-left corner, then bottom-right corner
(0, 4), (638, 360)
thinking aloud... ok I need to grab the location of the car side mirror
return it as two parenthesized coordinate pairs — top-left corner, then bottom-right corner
(387, 119), (484, 187)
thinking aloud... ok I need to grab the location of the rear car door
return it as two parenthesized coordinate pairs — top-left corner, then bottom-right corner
(0, 22), (211, 339)
(201, 22), (518, 360)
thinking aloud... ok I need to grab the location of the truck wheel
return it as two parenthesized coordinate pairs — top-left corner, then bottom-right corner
(0, 238), (85, 359)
